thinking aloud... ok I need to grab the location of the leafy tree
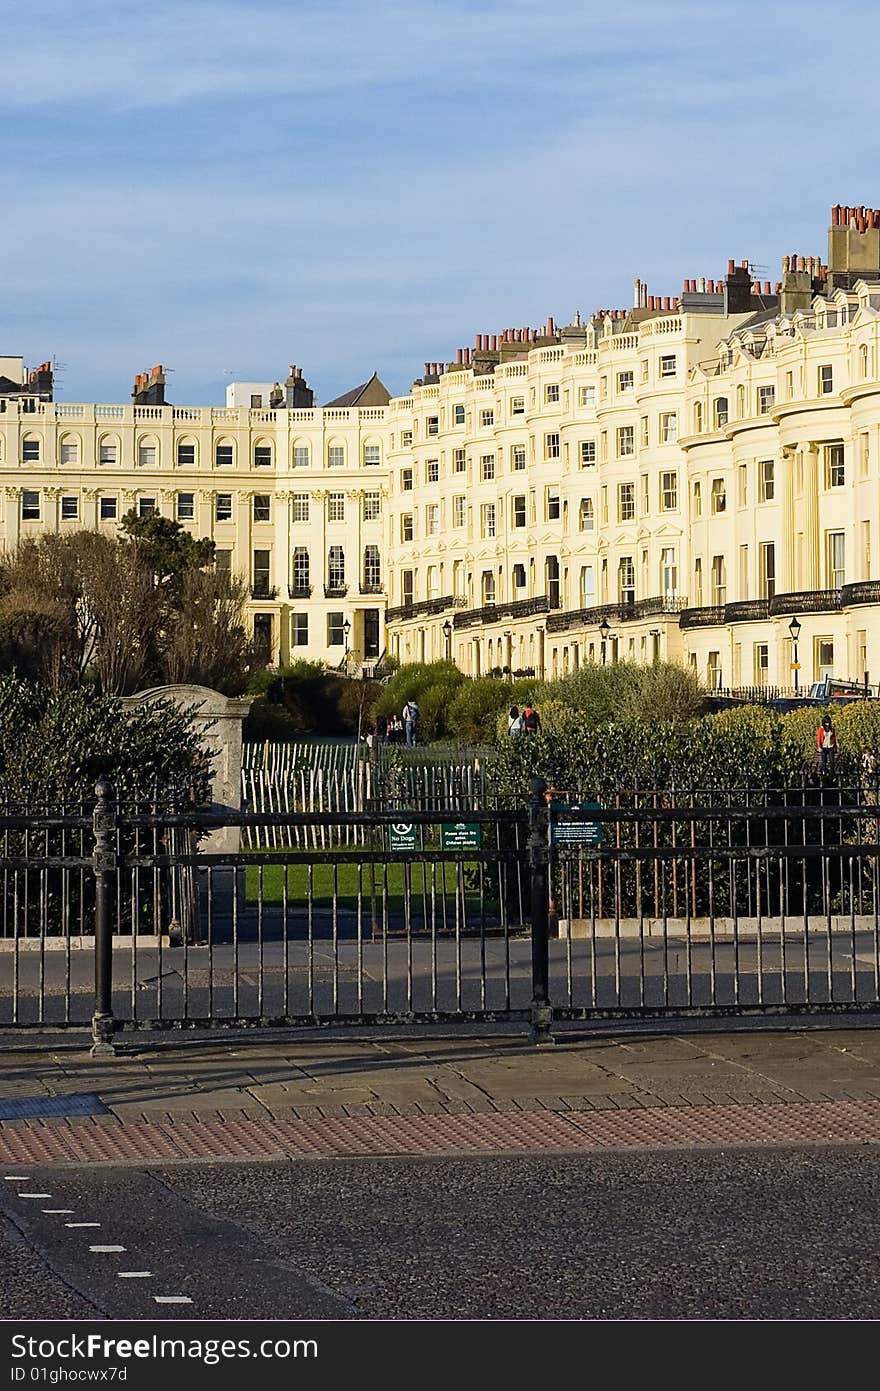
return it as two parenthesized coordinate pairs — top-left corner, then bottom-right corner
(119, 512), (215, 601)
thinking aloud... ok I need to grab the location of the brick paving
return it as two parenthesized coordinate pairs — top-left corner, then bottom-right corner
(4, 1025), (880, 1165)
(3, 1096), (880, 1166)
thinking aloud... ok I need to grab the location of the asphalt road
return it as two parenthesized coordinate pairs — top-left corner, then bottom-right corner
(4, 1145), (880, 1319)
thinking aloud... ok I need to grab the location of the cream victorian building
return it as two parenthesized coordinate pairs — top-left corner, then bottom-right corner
(1, 202), (880, 689)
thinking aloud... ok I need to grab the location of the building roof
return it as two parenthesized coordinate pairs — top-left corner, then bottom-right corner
(323, 372), (391, 408)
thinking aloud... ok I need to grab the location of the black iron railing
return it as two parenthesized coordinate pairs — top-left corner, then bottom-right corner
(769, 589), (841, 615)
(453, 596), (551, 629)
(4, 777), (880, 1043)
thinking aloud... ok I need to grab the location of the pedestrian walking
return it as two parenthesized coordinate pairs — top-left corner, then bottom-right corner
(816, 714), (838, 775)
(402, 698), (420, 748)
(373, 713), (388, 745)
(507, 706), (523, 735)
(521, 702), (541, 736)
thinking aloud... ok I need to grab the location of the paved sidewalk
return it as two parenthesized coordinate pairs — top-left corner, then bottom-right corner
(5, 1024), (880, 1164)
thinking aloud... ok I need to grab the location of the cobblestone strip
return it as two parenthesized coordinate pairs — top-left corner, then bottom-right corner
(2, 1098), (880, 1165)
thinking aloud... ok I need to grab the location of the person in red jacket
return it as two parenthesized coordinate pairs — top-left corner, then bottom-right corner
(521, 702), (541, 736)
(816, 714), (838, 775)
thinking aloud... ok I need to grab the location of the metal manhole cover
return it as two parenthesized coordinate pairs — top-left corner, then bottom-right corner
(0, 1092), (109, 1120)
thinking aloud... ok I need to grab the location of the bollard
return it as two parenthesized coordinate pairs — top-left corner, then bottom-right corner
(528, 776), (554, 1045)
(90, 776), (117, 1058)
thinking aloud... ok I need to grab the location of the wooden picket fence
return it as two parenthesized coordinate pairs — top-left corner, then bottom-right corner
(240, 741), (497, 848)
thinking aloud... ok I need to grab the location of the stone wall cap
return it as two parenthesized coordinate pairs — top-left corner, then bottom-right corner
(121, 684), (254, 717)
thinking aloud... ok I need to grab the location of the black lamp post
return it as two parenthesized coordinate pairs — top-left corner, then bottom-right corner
(442, 618), (453, 662)
(343, 617), (351, 665)
(788, 615), (801, 693)
(599, 616), (611, 666)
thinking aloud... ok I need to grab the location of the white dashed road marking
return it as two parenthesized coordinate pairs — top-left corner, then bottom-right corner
(4, 1176), (194, 1310)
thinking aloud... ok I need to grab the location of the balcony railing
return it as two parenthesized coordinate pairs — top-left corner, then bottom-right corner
(250, 584), (278, 601)
(453, 596), (551, 630)
(678, 605), (726, 629)
(288, 584), (312, 599)
(385, 595), (456, 623)
(724, 599), (770, 623)
(546, 601), (635, 634)
(632, 595), (689, 618)
(769, 589), (841, 616)
(359, 582), (384, 595)
(840, 581), (880, 608)
(324, 583), (348, 598)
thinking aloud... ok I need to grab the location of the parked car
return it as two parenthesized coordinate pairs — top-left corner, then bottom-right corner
(770, 677), (876, 713)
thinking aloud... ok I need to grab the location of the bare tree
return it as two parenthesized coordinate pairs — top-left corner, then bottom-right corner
(74, 533), (159, 694)
(161, 566), (254, 694)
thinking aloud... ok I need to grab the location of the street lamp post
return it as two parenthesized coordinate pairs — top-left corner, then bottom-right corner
(342, 617), (352, 667)
(442, 618), (453, 662)
(788, 615), (801, 694)
(599, 617), (611, 667)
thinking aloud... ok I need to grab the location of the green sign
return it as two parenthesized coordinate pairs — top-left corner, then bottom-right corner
(389, 822), (417, 852)
(549, 801), (603, 847)
(441, 821), (481, 850)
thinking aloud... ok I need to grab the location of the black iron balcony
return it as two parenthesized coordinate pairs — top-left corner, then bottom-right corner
(250, 583), (277, 600)
(385, 594), (455, 622)
(288, 584), (312, 599)
(724, 598), (770, 623)
(768, 589), (841, 616)
(324, 583), (348, 598)
(359, 582), (384, 595)
(840, 581), (880, 608)
(678, 605), (726, 629)
(632, 595), (689, 618)
(546, 601), (635, 634)
(453, 595), (551, 629)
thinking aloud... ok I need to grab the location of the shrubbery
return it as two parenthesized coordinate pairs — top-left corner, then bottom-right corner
(493, 699), (880, 800)
(369, 659), (705, 745)
(0, 676), (213, 800)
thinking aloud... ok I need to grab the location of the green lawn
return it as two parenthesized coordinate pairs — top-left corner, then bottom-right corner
(244, 858), (495, 912)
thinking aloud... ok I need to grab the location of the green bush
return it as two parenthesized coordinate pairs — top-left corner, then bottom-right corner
(492, 700), (878, 801)
(0, 676), (212, 800)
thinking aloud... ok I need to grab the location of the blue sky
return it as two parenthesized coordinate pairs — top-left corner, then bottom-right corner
(2, 0), (878, 405)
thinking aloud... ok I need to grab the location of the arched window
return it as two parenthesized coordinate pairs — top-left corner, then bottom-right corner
(327, 439), (346, 468)
(715, 396), (729, 428)
(215, 437), (235, 467)
(860, 344), (869, 380)
(137, 435), (158, 467)
(292, 439), (310, 469)
(98, 434), (119, 466)
(253, 438), (273, 468)
(59, 433), (80, 465)
(176, 437), (197, 468)
(21, 434), (41, 463)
